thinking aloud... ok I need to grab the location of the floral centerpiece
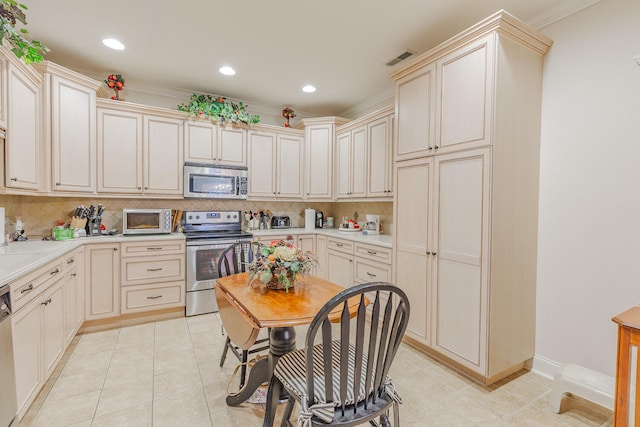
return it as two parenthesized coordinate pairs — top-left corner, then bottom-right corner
(104, 74), (125, 100)
(247, 238), (318, 291)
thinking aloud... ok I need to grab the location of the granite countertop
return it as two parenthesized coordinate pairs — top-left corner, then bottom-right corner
(249, 227), (393, 248)
(0, 233), (185, 285)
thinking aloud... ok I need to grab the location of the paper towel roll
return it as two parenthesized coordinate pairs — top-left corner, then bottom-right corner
(305, 208), (316, 231)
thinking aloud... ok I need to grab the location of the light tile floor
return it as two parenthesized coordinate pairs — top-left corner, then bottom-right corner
(18, 314), (614, 427)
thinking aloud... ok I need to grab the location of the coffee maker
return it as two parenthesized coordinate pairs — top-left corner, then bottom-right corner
(362, 215), (380, 235)
(315, 211), (324, 228)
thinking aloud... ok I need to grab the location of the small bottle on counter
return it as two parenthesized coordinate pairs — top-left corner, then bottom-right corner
(73, 228), (80, 239)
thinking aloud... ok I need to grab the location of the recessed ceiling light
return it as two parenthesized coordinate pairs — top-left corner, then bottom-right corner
(102, 38), (125, 50)
(302, 85), (316, 93)
(219, 66), (236, 76)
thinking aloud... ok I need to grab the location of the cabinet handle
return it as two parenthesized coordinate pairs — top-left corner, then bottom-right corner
(41, 298), (52, 306)
(21, 284), (34, 294)
(55, 182), (61, 186)
(50, 268), (60, 275)
(367, 250), (377, 255)
(147, 268), (163, 272)
(432, 252), (437, 256)
(336, 243), (344, 247)
(113, 248), (118, 251)
(434, 145), (439, 149)
(10, 177), (17, 181)
(428, 146), (433, 151)
(138, 187), (142, 190)
(366, 272), (377, 277)
(426, 251), (431, 255)
(71, 273), (77, 277)
(67, 258), (74, 264)
(147, 295), (163, 300)
(146, 247), (163, 250)
(144, 187), (148, 190)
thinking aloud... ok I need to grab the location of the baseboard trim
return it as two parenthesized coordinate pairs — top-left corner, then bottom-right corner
(79, 307), (185, 334)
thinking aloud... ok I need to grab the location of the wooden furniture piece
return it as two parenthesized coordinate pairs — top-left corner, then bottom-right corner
(215, 273), (357, 406)
(217, 242), (269, 387)
(391, 10), (553, 384)
(263, 282), (409, 427)
(612, 307), (640, 426)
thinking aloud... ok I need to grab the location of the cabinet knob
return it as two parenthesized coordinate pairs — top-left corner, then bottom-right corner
(10, 177), (17, 181)
(434, 145), (439, 150)
(427, 251), (431, 255)
(432, 252), (437, 256)
(144, 187), (148, 190)
(113, 247), (118, 251)
(55, 182), (61, 186)
(428, 147), (433, 151)
(138, 187), (142, 190)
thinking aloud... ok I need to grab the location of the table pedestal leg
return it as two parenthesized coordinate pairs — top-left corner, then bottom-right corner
(226, 326), (296, 407)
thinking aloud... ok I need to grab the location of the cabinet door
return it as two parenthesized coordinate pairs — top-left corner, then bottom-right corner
(97, 108), (142, 193)
(395, 64), (435, 161)
(394, 158), (432, 343)
(51, 76), (96, 192)
(367, 116), (391, 197)
(0, 54), (6, 129)
(85, 243), (120, 320)
(437, 35), (494, 153)
(247, 130), (276, 197)
(143, 115), (183, 195)
(431, 148), (490, 372)
(41, 280), (65, 379)
(218, 126), (246, 166)
(12, 297), (41, 414)
(276, 134), (303, 198)
(315, 235), (328, 280)
(5, 63), (40, 190)
(350, 126), (367, 198)
(304, 125), (333, 199)
(327, 250), (353, 288)
(184, 120), (217, 163)
(297, 235), (317, 276)
(63, 266), (79, 345)
(335, 132), (351, 198)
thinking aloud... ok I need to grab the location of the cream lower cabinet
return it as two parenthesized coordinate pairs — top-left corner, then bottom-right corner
(325, 237), (391, 288)
(297, 234), (317, 276)
(63, 248), (84, 346)
(394, 148), (490, 378)
(120, 240), (185, 314)
(85, 243), (120, 320)
(315, 235), (328, 280)
(11, 256), (69, 419)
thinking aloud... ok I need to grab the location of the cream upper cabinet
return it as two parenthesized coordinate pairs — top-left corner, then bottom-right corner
(97, 100), (184, 196)
(218, 125), (246, 166)
(0, 53), (6, 130)
(247, 127), (303, 199)
(143, 115), (184, 195)
(247, 130), (276, 197)
(97, 107), (143, 193)
(394, 65), (435, 161)
(5, 61), (41, 191)
(391, 11), (552, 384)
(367, 115), (393, 197)
(436, 35), (494, 153)
(34, 62), (101, 194)
(335, 126), (366, 199)
(276, 133), (303, 198)
(304, 124), (333, 200)
(185, 120), (246, 166)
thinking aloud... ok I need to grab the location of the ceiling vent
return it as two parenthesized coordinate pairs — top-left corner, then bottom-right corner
(386, 50), (415, 67)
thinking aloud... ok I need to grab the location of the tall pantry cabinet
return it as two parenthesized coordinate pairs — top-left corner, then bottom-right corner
(392, 11), (552, 384)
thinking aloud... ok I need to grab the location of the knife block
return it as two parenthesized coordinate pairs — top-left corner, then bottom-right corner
(85, 219), (101, 236)
(70, 216), (87, 230)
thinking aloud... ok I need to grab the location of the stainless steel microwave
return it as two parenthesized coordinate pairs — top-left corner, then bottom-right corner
(122, 209), (173, 235)
(183, 163), (248, 199)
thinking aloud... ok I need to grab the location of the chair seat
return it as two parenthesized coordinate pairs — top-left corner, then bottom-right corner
(275, 340), (385, 408)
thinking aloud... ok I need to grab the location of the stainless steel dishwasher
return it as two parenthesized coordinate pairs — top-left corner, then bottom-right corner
(0, 284), (17, 427)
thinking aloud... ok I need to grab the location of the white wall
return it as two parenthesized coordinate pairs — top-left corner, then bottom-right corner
(535, 0), (640, 378)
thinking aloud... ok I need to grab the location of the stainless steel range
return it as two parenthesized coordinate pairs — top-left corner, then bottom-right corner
(184, 210), (252, 317)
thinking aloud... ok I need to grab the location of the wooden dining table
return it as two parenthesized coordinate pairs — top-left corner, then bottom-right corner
(215, 272), (358, 406)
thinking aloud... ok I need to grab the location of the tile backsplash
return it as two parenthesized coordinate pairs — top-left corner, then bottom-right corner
(0, 195), (392, 239)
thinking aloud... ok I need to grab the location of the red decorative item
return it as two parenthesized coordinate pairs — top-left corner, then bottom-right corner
(282, 107), (296, 127)
(104, 74), (125, 101)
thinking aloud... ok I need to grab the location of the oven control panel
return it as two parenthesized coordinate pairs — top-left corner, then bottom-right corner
(184, 211), (240, 225)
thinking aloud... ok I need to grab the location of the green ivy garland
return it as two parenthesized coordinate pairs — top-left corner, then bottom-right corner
(0, 0), (48, 64)
(177, 93), (260, 126)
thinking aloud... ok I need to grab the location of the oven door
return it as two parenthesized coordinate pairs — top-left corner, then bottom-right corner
(186, 242), (236, 292)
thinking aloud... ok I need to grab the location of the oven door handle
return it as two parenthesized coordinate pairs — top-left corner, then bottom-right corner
(186, 243), (236, 251)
